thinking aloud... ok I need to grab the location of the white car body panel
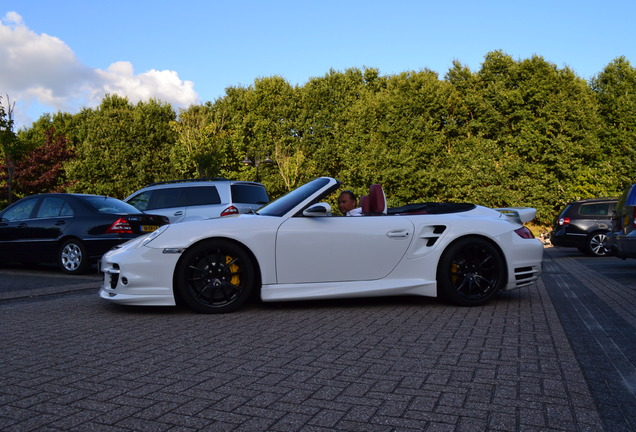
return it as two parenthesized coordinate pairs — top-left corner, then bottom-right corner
(275, 216), (414, 283)
(99, 177), (544, 310)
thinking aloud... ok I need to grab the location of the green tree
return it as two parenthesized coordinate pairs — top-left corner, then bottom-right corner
(218, 76), (304, 196)
(17, 112), (76, 154)
(0, 95), (18, 206)
(298, 68), (382, 180)
(591, 56), (636, 190)
(170, 103), (235, 178)
(65, 95), (177, 198)
(448, 52), (605, 223)
(338, 69), (450, 205)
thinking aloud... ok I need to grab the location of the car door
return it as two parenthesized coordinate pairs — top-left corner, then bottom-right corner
(182, 185), (223, 220)
(0, 197), (40, 261)
(26, 196), (75, 258)
(275, 216), (414, 284)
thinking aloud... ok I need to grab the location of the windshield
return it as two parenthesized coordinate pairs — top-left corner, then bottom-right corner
(257, 178), (332, 217)
(82, 196), (142, 214)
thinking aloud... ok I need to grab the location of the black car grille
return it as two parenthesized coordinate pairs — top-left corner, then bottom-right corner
(108, 264), (120, 289)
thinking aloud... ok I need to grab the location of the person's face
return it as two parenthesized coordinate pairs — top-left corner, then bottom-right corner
(338, 193), (356, 214)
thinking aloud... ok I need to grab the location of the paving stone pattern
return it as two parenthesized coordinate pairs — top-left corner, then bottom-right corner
(542, 251), (636, 432)
(0, 248), (630, 431)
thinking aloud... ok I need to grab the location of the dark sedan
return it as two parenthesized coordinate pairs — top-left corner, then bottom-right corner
(0, 193), (169, 274)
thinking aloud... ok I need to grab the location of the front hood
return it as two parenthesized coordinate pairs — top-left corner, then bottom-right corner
(144, 213), (281, 249)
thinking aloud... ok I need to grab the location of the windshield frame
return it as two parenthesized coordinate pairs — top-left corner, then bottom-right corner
(257, 177), (338, 217)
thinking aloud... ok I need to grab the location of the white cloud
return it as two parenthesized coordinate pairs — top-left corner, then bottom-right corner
(0, 12), (199, 126)
(94, 61), (198, 108)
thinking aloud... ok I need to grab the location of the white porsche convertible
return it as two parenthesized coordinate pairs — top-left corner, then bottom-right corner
(99, 177), (543, 313)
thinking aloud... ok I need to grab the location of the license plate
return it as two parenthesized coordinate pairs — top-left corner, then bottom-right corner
(141, 225), (159, 232)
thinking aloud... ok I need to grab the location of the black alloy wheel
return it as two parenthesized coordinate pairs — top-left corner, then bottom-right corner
(437, 237), (505, 306)
(175, 240), (255, 313)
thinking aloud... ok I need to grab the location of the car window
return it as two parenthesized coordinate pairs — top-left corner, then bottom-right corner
(148, 188), (188, 210)
(558, 204), (572, 218)
(231, 184), (269, 204)
(36, 197), (71, 218)
(579, 203), (609, 216)
(60, 201), (74, 216)
(1, 199), (38, 222)
(82, 196), (141, 214)
(127, 191), (151, 211)
(187, 186), (221, 206)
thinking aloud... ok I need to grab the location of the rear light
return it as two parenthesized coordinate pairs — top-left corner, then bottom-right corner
(514, 226), (535, 239)
(633, 208), (636, 229)
(558, 217), (570, 226)
(221, 206), (239, 217)
(106, 217), (134, 234)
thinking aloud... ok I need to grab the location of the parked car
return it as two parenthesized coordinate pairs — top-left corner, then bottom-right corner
(607, 183), (636, 259)
(100, 177), (544, 313)
(550, 198), (617, 256)
(124, 178), (270, 223)
(0, 194), (169, 274)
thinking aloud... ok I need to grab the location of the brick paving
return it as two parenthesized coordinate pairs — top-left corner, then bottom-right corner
(541, 249), (636, 432)
(0, 247), (633, 431)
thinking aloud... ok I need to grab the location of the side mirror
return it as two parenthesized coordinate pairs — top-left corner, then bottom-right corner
(303, 203), (332, 217)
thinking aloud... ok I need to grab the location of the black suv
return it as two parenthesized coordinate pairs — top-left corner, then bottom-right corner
(550, 198), (617, 256)
(607, 183), (636, 259)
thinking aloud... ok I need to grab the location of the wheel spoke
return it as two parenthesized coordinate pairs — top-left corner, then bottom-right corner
(177, 241), (255, 313)
(185, 251), (243, 307)
(448, 244), (500, 301)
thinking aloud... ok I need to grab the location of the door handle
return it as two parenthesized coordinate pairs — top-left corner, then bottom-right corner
(17, 223), (27, 228)
(387, 229), (410, 238)
(55, 220), (66, 225)
(173, 211), (184, 216)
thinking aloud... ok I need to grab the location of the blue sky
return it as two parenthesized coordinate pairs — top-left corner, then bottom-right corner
(2, 0), (635, 128)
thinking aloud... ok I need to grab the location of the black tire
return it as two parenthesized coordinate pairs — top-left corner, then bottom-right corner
(175, 240), (255, 313)
(437, 237), (505, 306)
(58, 239), (90, 275)
(584, 231), (611, 257)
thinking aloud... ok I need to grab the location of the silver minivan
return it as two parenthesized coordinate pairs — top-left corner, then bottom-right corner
(124, 178), (269, 223)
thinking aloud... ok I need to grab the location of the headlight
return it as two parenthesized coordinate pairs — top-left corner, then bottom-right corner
(138, 225), (169, 248)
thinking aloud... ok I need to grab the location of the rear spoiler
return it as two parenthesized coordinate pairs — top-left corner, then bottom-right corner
(495, 207), (536, 224)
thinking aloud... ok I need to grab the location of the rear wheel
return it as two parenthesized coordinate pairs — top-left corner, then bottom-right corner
(59, 239), (90, 274)
(585, 231), (611, 257)
(175, 240), (255, 313)
(437, 237), (505, 306)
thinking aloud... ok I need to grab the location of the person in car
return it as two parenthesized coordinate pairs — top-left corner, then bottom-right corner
(338, 190), (362, 216)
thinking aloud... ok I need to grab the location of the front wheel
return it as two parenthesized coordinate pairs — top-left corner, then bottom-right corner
(585, 231), (611, 257)
(437, 237), (505, 306)
(175, 240), (255, 314)
(59, 239), (90, 274)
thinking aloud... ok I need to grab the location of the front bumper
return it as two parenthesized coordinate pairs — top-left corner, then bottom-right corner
(98, 240), (181, 306)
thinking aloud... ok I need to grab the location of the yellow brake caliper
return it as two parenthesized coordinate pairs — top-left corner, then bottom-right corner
(451, 262), (460, 285)
(226, 255), (240, 286)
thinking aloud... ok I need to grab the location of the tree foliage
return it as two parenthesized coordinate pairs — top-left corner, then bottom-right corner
(13, 127), (74, 196)
(3, 52), (635, 225)
(0, 95), (18, 207)
(64, 95), (177, 198)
